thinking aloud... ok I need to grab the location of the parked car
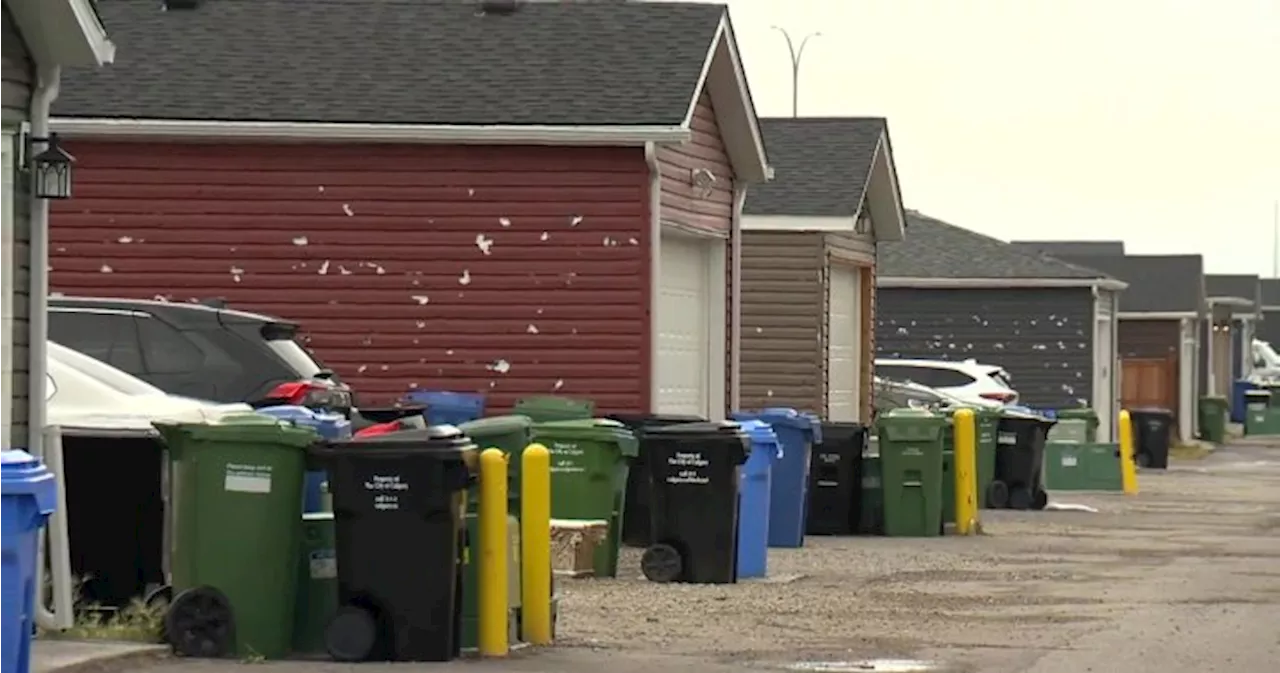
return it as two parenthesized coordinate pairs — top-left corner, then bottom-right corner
(48, 296), (351, 408)
(47, 340), (252, 431)
(874, 358), (1017, 407)
(873, 376), (974, 417)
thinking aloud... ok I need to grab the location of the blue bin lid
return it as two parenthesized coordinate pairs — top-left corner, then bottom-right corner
(404, 390), (485, 410)
(1, 450), (57, 515)
(757, 407), (818, 434)
(736, 419), (781, 457)
(258, 405), (351, 437)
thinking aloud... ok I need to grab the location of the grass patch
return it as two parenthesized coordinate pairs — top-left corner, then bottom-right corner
(1170, 443), (1213, 460)
(38, 577), (166, 643)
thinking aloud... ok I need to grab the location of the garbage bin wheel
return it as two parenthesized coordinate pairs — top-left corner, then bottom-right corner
(144, 584), (173, 610)
(324, 605), (379, 663)
(985, 480), (1010, 509)
(165, 586), (235, 659)
(1031, 487), (1049, 511)
(1135, 451), (1151, 468)
(640, 543), (683, 583)
(1007, 485), (1034, 511)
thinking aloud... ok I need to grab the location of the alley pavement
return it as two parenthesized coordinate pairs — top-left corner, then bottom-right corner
(57, 438), (1280, 673)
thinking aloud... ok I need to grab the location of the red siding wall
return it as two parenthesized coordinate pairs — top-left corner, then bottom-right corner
(50, 142), (652, 411)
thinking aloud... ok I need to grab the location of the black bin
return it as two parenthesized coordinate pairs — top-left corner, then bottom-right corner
(638, 421), (747, 584)
(992, 412), (1055, 511)
(311, 426), (477, 662)
(605, 413), (707, 547)
(806, 422), (868, 535)
(1130, 408), (1174, 469)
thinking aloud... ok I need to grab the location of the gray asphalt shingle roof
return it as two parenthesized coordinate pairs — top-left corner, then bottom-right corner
(1010, 240), (1126, 257)
(1046, 254), (1203, 313)
(1206, 274), (1260, 309)
(54, 0), (726, 126)
(879, 212), (1112, 280)
(742, 117), (887, 216)
(1262, 279), (1280, 306)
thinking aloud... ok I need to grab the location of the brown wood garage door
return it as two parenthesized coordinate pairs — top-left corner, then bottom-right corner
(1121, 356), (1178, 415)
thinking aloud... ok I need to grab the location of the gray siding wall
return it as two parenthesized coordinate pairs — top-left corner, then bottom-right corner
(740, 231), (824, 412)
(2, 1), (30, 448)
(875, 287), (1096, 408)
(1259, 309), (1280, 349)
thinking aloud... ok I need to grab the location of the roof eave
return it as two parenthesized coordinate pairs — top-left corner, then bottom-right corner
(1116, 311), (1199, 320)
(859, 129), (905, 242)
(679, 13), (768, 182)
(878, 276), (1128, 291)
(8, 0), (115, 67)
(48, 117), (692, 145)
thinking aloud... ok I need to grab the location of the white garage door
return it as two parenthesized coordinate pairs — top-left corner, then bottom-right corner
(827, 264), (860, 421)
(656, 233), (710, 416)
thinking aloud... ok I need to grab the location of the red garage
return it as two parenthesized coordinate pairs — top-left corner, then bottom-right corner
(48, 0), (768, 416)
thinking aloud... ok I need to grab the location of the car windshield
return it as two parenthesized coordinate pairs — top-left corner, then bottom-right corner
(266, 338), (324, 378)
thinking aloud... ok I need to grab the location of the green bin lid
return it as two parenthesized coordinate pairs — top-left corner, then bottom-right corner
(532, 418), (638, 458)
(458, 414), (533, 436)
(512, 395), (595, 422)
(153, 412), (318, 449)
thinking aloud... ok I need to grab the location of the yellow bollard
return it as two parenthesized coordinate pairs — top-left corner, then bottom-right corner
(1118, 410), (1139, 495)
(952, 408), (980, 535)
(520, 443), (553, 645)
(478, 448), (509, 657)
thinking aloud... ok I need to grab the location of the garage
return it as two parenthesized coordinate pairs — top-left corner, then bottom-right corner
(655, 231), (713, 416)
(827, 264), (861, 421)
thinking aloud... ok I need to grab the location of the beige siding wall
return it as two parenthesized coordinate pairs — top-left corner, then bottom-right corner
(740, 231), (824, 412)
(2, 4), (30, 447)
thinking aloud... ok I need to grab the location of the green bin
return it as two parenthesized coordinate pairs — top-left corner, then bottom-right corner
(857, 436), (883, 535)
(532, 418), (638, 577)
(1055, 408), (1099, 442)
(973, 408), (1000, 509)
(1243, 390), (1280, 435)
(875, 409), (946, 537)
(941, 420), (956, 529)
(1042, 442), (1122, 491)
(154, 413), (315, 659)
(513, 396), (595, 423)
(456, 415), (532, 651)
(292, 512), (337, 655)
(1198, 396), (1228, 443)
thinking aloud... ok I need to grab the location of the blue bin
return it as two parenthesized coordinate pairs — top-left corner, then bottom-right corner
(2, 450), (57, 673)
(1231, 379), (1255, 423)
(258, 405), (352, 512)
(403, 390), (486, 426)
(735, 420), (777, 579)
(733, 408), (820, 548)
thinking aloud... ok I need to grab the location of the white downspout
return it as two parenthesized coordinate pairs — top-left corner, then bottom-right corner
(28, 65), (73, 631)
(644, 143), (661, 412)
(730, 184), (745, 413)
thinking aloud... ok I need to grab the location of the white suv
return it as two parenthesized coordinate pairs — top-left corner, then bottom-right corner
(873, 358), (1019, 407)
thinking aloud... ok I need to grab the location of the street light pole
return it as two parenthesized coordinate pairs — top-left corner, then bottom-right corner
(771, 26), (821, 117)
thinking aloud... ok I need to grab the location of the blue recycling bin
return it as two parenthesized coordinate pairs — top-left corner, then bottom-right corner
(733, 408), (820, 548)
(1231, 379), (1255, 423)
(2, 450), (57, 673)
(736, 420), (777, 579)
(258, 405), (352, 512)
(403, 390), (486, 426)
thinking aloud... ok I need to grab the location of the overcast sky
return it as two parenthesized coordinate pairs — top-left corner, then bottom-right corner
(720, 0), (1279, 275)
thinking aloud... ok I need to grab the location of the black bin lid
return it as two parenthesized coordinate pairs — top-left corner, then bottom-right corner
(644, 420), (743, 437)
(605, 413), (708, 430)
(315, 424), (477, 457)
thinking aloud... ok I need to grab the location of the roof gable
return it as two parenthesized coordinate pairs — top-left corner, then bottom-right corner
(743, 117), (886, 217)
(54, 0), (723, 126)
(1053, 254), (1203, 313)
(879, 212), (1114, 282)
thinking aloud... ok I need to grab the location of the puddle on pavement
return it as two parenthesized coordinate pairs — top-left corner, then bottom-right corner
(786, 660), (945, 672)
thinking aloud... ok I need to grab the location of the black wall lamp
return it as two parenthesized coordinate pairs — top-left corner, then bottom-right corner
(26, 132), (75, 200)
